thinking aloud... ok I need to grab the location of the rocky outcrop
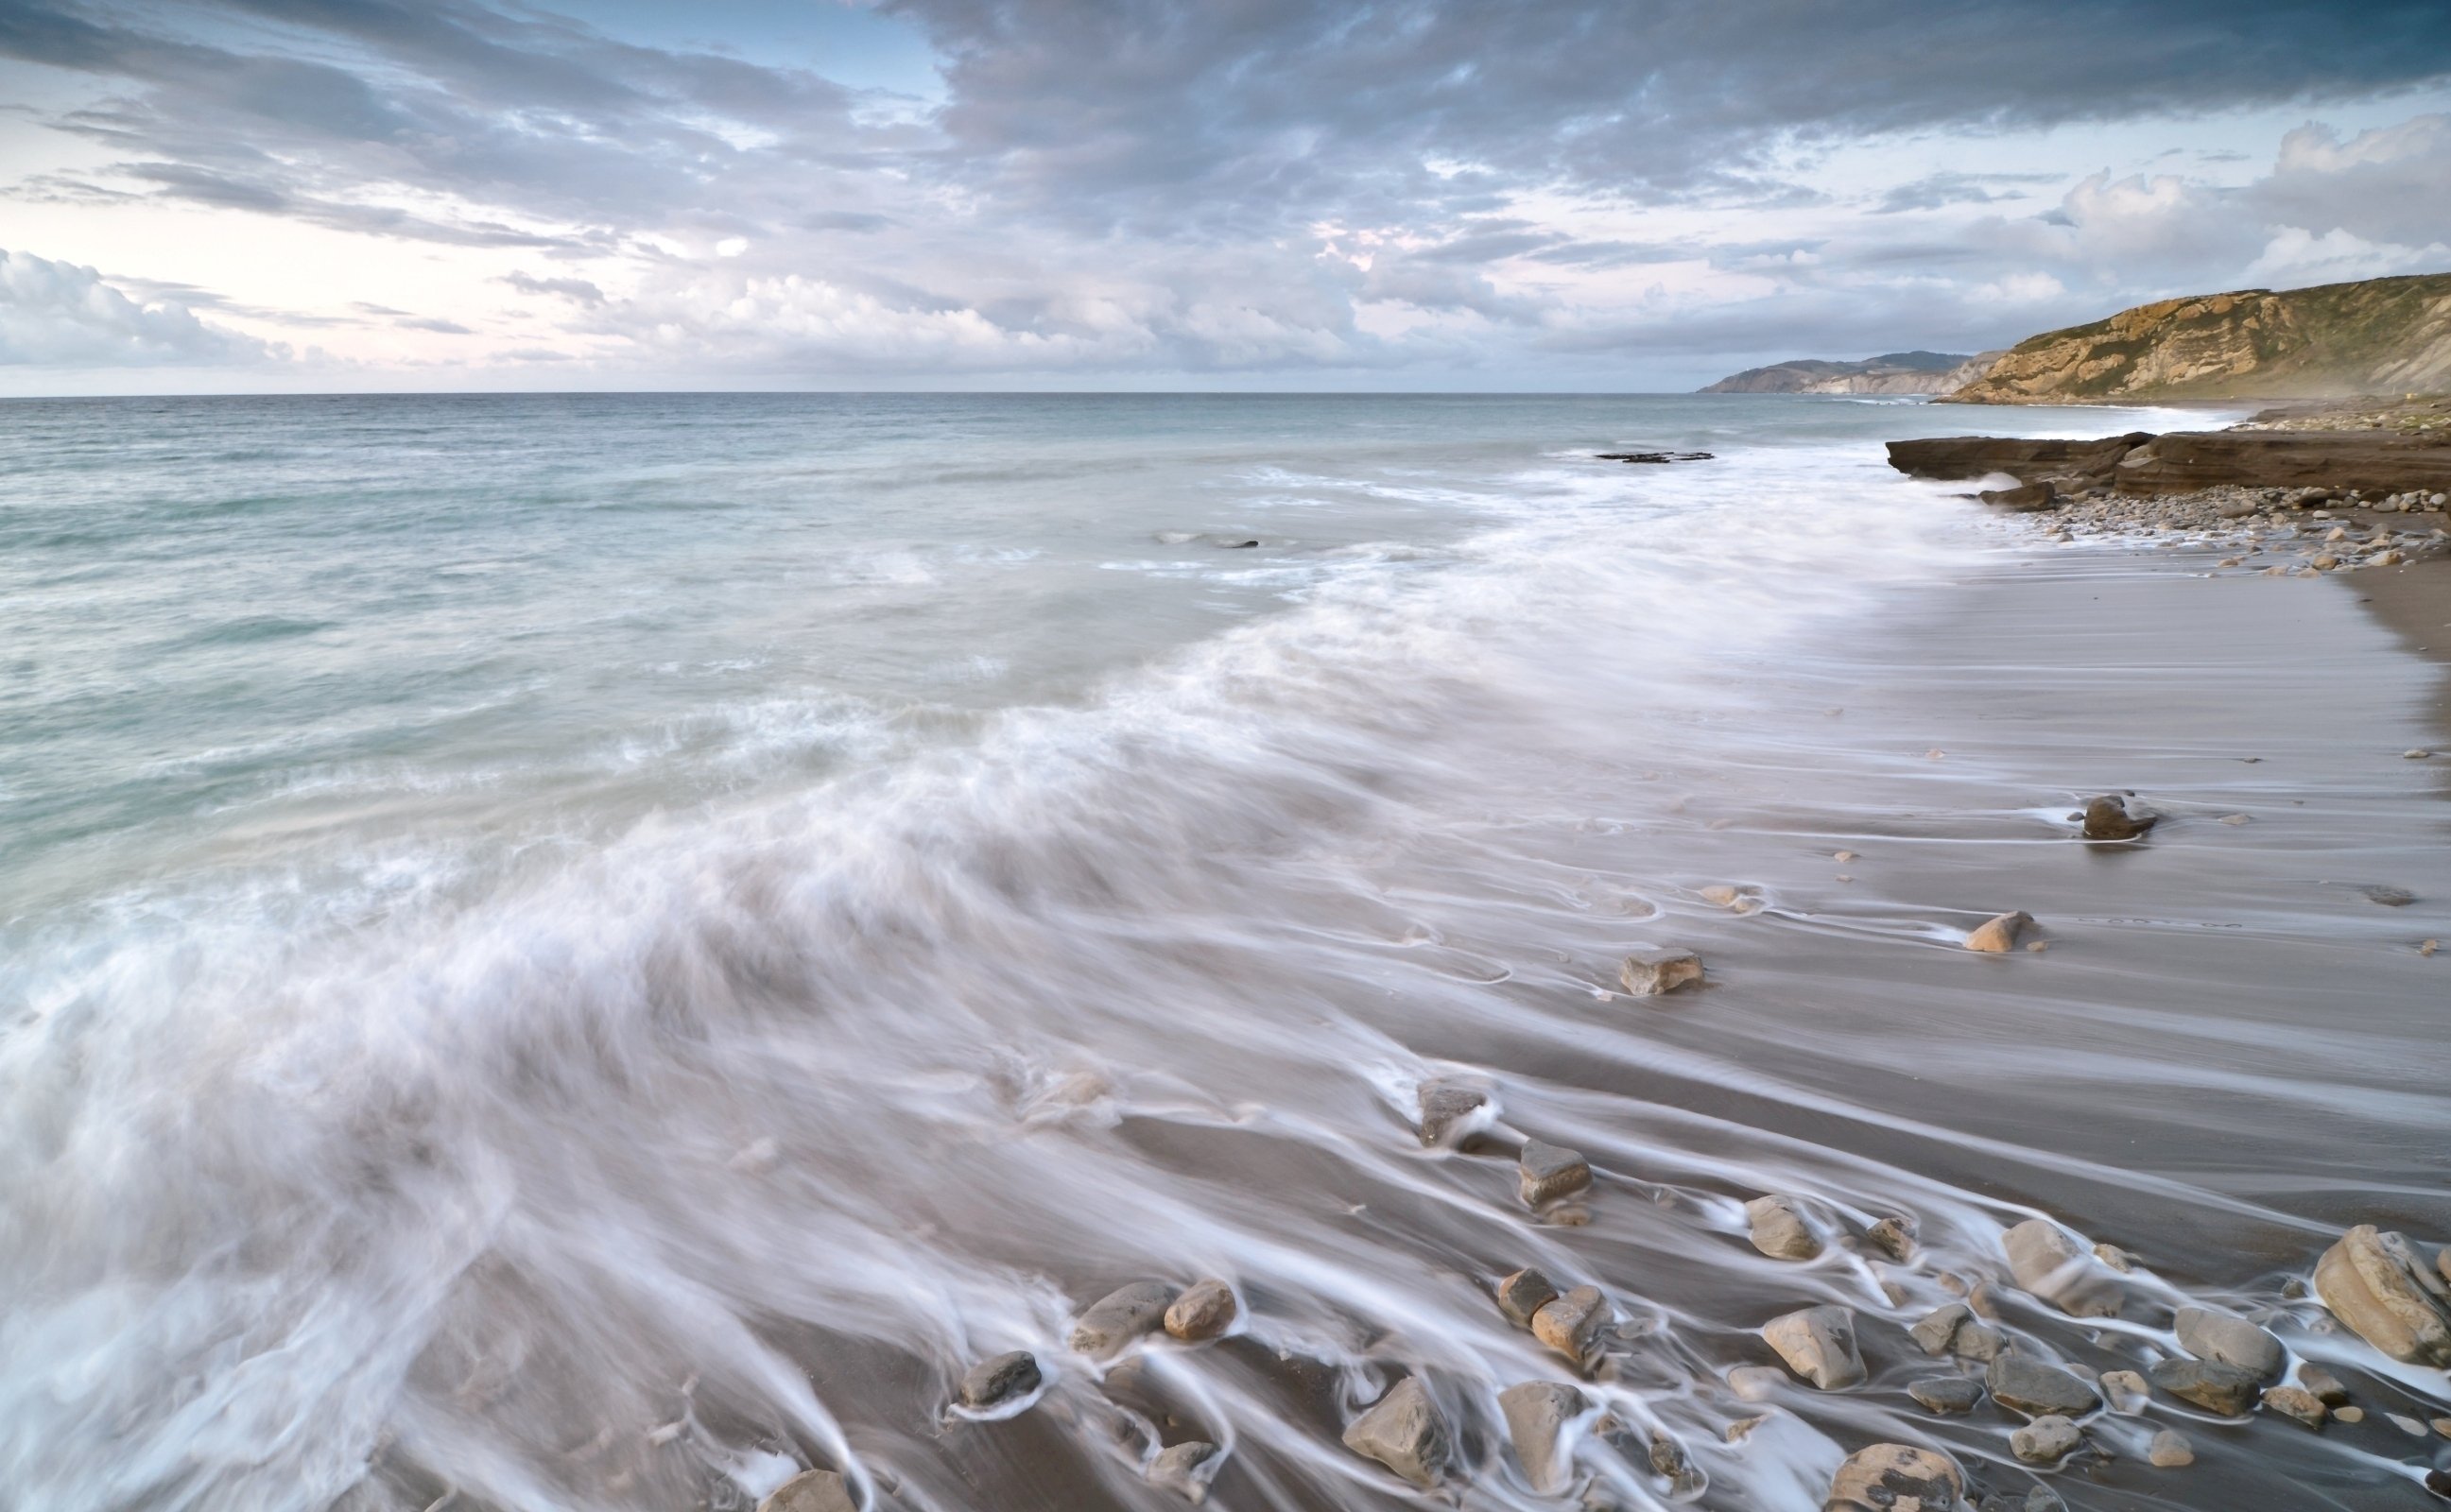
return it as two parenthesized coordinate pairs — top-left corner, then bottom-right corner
(1889, 428), (2451, 497)
(1702, 351), (1998, 395)
(1941, 273), (2451, 404)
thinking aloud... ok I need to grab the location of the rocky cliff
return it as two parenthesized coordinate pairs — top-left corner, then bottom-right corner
(1941, 273), (2451, 404)
(1700, 351), (1999, 395)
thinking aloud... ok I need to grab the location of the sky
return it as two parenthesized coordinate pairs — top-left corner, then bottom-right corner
(3, 0), (2450, 394)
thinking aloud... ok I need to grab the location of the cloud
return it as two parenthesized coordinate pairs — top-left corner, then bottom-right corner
(0, 246), (278, 365)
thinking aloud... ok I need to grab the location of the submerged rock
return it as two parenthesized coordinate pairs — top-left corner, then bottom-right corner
(1619, 947), (1703, 995)
(1986, 1355), (2101, 1418)
(1763, 1304), (1865, 1389)
(2011, 1415), (2080, 1464)
(1498, 1381), (1587, 1493)
(760, 1469), (856, 1512)
(1909, 1376), (1984, 1414)
(1341, 1376), (1450, 1487)
(2148, 1429), (2195, 1467)
(1416, 1080), (1490, 1147)
(2313, 1225), (2451, 1366)
(1824, 1443), (1964, 1511)
(1165, 1280), (1238, 1342)
(2263, 1384), (2328, 1428)
(1533, 1286), (1611, 1363)
(2099, 1368), (2149, 1413)
(1866, 1215), (1917, 1262)
(1745, 1195), (1825, 1260)
(1494, 1265), (1562, 1327)
(1964, 911), (2032, 954)
(2003, 1218), (2122, 1316)
(958, 1350), (1044, 1412)
(2148, 1357), (2261, 1416)
(2080, 795), (2157, 840)
(2173, 1306), (2283, 1379)
(1071, 1282), (1178, 1358)
(2297, 1363), (2351, 1406)
(1519, 1139), (1593, 1206)
(1978, 1488), (2065, 1512)
(1148, 1441), (1218, 1503)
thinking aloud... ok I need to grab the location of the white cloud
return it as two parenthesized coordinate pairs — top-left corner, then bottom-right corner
(0, 248), (277, 367)
(2243, 226), (2451, 284)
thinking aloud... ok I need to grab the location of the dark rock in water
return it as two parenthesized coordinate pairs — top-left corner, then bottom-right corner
(1494, 1265), (1562, 1327)
(1986, 1355), (2101, 1417)
(1220, 540), (1259, 548)
(1518, 1139), (1593, 1205)
(1597, 451), (1715, 464)
(1825, 1444), (1963, 1511)
(2148, 1357), (2262, 1416)
(2080, 795), (2157, 841)
(760, 1469), (856, 1512)
(1978, 480), (2059, 510)
(1070, 1281), (1177, 1358)
(1148, 1441), (1218, 1503)
(1497, 1380), (1586, 1493)
(2361, 884), (2417, 906)
(1416, 1079), (1490, 1147)
(2173, 1306), (2282, 1379)
(1165, 1280), (1237, 1341)
(1341, 1376), (1450, 1486)
(958, 1349), (1043, 1411)
(1908, 1376), (1984, 1414)
(1648, 1430), (1702, 1495)
(1886, 433), (2152, 483)
(2425, 1467), (2451, 1500)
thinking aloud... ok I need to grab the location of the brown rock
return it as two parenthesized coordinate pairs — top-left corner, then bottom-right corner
(1620, 947), (1703, 995)
(1071, 1282), (1177, 1358)
(1518, 1139), (1592, 1206)
(1866, 1215), (1917, 1261)
(1148, 1441), (1218, 1503)
(2297, 1363), (2350, 1406)
(1165, 1280), (1237, 1341)
(1745, 1194), (1824, 1260)
(1415, 1080), (1489, 1147)
(2080, 795), (2156, 840)
(2003, 1218), (2120, 1316)
(1763, 1304), (1866, 1389)
(1494, 1266), (1562, 1327)
(2148, 1357), (2260, 1416)
(1964, 911), (2032, 953)
(2263, 1384), (2328, 1428)
(2314, 1226), (2451, 1365)
(1824, 1443), (1964, 1511)
(1341, 1376), (1450, 1487)
(1532, 1286), (1610, 1362)
(957, 1350), (1043, 1412)
(2147, 1429), (2194, 1468)
(1498, 1381), (1587, 1494)
(760, 1469), (856, 1512)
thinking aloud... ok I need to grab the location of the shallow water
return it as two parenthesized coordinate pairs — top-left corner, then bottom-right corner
(2, 394), (2444, 1511)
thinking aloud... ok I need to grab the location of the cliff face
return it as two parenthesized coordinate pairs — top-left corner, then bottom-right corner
(1701, 351), (1994, 395)
(1941, 273), (2451, 404)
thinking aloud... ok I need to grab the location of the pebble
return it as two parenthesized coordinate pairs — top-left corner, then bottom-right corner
(2428, 1469), (2451, 1500)
(2148, 1428), (2195, 1467)
(1762, 1304), (1865, 1389)
(1618, 947), (1703, 995)
(2093, 1241), (2140, 1272)
(1908, 1376), (1983, 1414)
(1987, 1354), (2101, 1417)
(1532, 1285), (1610, 1362)
(1148, 1442), (1218, 1503)
(1518, 1139), (1592, 1206)
(2262, 1383), (2328, 1427)
(1910, 1302), (1973, 1355)
(2425, 939), (2441, 956)
(759, 1469), (855, 1512)
(1497, 1381), (1586, 1494)
(2297, 1363), (2350, 1405)
(2099, 1368), (2149, 1413)
(2436, 1417), (2451, 1437)
(2363, 885), (2418, 906)
(2174, 1305), (2284, 1378)
(2149, 1357), (2262, 1416)
(1071, 1282), (1178, 1358)
(1964, 910), (2032, 953)
(1341, 1376), (1450, 1487)
(2003, 1217), (2121, 1316)
(2011, 1414), (2081, 1464)
(1744, 1194), (1824, 1260)
(1165, 1280), (1238, 1342)
(2080, 795), (2156, 840)
(2410, 749), (2437, 760)
(1826, 1444), (1962, 1512)
(1865, 1214), (1916, 1261)
(1415, 1080), (1490, 1147)
(2333, 1404), (2365, 1423)
(958, 1350), (1044, 1412)
(1495, 1266), (1562, 1327)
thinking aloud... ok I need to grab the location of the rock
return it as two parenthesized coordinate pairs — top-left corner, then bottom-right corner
(2436, 1417), (2451, 1437)
(1495, 1266), (1562, 1327)
(2297, 1363), (2350, 1405)
(1498, 1381), (1587, 1493)
(1964, 911), (2031, 953)
(1519, 1140), (1593, 1206)
(2148, 1357), (2261, 1416)
(2099, 1368), (2149, 1413)
(1986, 1355), (2101, 1418)
(1763, 1304), (1866, 1389)
(1727, 1365), (1785, 1401)
(1416, 1079), (1490, 1147)
(958, 1350), (1043, 1412)
(1619, 947), (1703, 995)
(1909, 1376), (1984, 1414)
(1980, 480), (2059, 510)
(2313, 1225), (2451, 1365)
(1911, 1302), (1974, 1355)
(2174, 1306), (2283, 1379)
(1954, 1322), (2004, 1362)
(2362, 885), (2417, 907)
(1533, 1286), (1610, 1362)
(1824, 1443), (1965, 1511)
(2427, 1468), (2451, 1500)
(1700, 884), (1744, 907)
(1745, 1195), (1825, 1260)
(1165, 1280), (1237, 1341)
(1977, 1491), (2064, 1512)
(1341, 1376), (1450, 1487)
(2011, 1415), (2080, 1464)
(2080, 795), (2157, 840)
(760, 1469), (856, 1512)
(2092, 1242), (2139, 1273)
(1071, 1282), (1177, 1358)
(2003, 1218), (2121, 1316)
(2262, 1384), (2327, 1428)
(2148, 1429), (2194, 1467)
(2391, 1412), (2428, 1435)
(1148, 1441), (1218, 1503)
(1886, 434), (2152, 483)
(2334, 1404), (2365, 1423)
(1866, 1215), (1917, 1261)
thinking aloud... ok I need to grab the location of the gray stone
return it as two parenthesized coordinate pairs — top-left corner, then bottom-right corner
(1977, 1490), (2065, 1512)
(1744, 1194), (1824, 1260)
(1910, 1302), (1973, 1355)
(1519, 1140), (1592, 1205)
(1416, 1080), (1489, 1147)
(958, 1350), (1043, 1412)
(1341, 1376), (1450, 1487)
(1619, 947), (1702, 995)
(2147, 1357), (2261, 1416)
(1950, 1321), (2006, 1362)
(1985, 1355), (2101, 1418)
(2099, 1368), (2149, 1413)
(2148, 1429), (2194, 1467)
(1071, 1282), (1178, 1358)
(1980, 480), (2058, 510)
(1763, 1304), (1865, 1390)
(760, 1469), (856, 1512)
(1148, 1442), (1217, 1503)
(1498, 1381), (1587, 1494)
(2297, 1363), (2350, 1406)
(2011, 1415), (2080, 1464)
(1908, 1376), (1984, 1414)
(2263, 1384), (2327, 1428)
(1825, 1444), (1964, 1511)
(2313, 1225), (2451, 1366)
(1165, 1280), (1237, 1342)
(1533, 1286), (1610, 1362)
(2174, 1306), (2282, 1379)
(2003, 1218), (2121, 1317)
(1494, 1266), (1561, 1328)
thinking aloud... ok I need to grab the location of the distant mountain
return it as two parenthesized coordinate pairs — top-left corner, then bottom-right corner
(1941, 273), (2451, 404)
(1699, 351), (1999, 395)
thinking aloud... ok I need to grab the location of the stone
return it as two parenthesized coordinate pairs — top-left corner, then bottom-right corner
(1341, 1376), (1449, 1487)
(2147, 1429), (2194, 1468)
(2363, 885), (2417, 906)
(1498, 1381), (1587, 1493)
(1619, 947), (1703, 995)
(1165, 1280), (1237, 1341)
(2173, 1306), (2283, 1379)
(1519, 1140), (1593, 1205)
(2011, 1415), (2080, 1464)
(1416, 1079), (1489, 1147)
(1700, 884), (1744, 907)
(1495, 1266), (1562, 1327)
(2297, 1363), (2350, 1405)
(2438, 1417), (2451, 1438)
(2092, 1242), (2139, 1273)
(958, 1350), (1043, 1412)
(2147, 1357), (2261, 1416)
(1964, 911), (2031, 953)
(1533, 1286), (1610, 1362)
(1745, 1194), (1825, 1260)
(1824, 1443), (1964, 1512)
(1980, 480), (2059, 510)
(2003, 1218), (2121, 1316)
(2389, 1412), (2427, 1435)
(1911, 1302), (1974, 1355)
(2262, 1384), (2327, 1428)
(2099, 1368), (2149, 1413)
(1071, 1282), (1177, 1358)
(1986, 1355), (2101, 1418)
(2313, 1226), (2451, 1366)
(1977, 1491), (2064, 1512)
(1727, 1365), (1785, 1400)
(2080, 795), (2156, 840)
(1866, 1215), (1916, 1261)
(1909, 1376), (1983, 1414)
(2427, 1469), (2451, 1500)
(1763, 1304), (1865, 1390)
(1148, 1441), (1218, 1503)
(2334, 1404), (2365, 1423)
(760, 1469), (856, 1512)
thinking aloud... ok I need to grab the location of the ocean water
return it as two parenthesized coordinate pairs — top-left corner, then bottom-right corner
(4, 394), (2444, 1512)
